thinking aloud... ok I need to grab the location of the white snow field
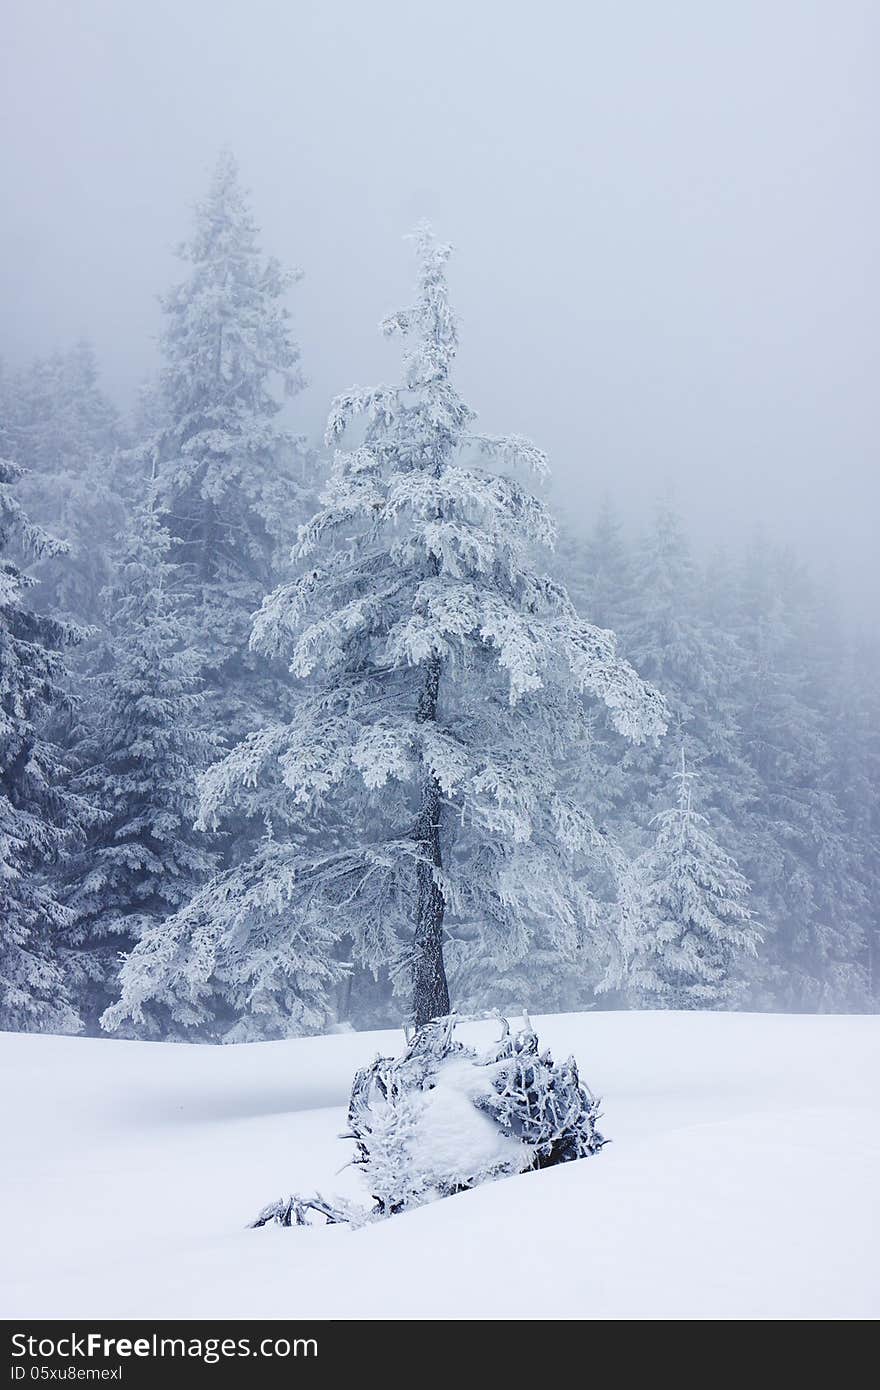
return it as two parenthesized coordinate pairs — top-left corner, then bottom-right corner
(2, 1010), (878, 1320)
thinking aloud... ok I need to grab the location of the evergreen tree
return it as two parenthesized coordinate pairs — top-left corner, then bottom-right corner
(105, 226), (667, 1036)
(0, 457), (93, 1032)
(840, 634), (880, 1004)
(620, 495), (757, 843)
(560, 494), (632, 632)
(734, 538), (869, 1010)
(556, 497), (638, 836)
(146, 149), (312, 737)
(0, 360), (13, 455)
(800, 582), (875, 1009)
(8, 341), (125, 626)
(630, 749), (759, 1008)
(64, 503), (217, 1032)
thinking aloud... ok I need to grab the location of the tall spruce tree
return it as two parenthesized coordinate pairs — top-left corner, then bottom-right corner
(560, 495), (633, 632)
(104, 227), (666, 1036)
(830, 633), (880, 1004)
(8, 341), (125, 627)
(629, 749), (759, 1008)
(0, 458), (93, 1032)
(556, 498), (638, 834)
(64, 503), (217, 1032)
(146, 149), (312, 738)
(620, 496), (757, 845)
(734, 538), (868, 1009)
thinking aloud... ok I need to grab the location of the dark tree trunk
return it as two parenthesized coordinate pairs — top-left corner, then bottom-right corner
(412, 650), (450, 1027)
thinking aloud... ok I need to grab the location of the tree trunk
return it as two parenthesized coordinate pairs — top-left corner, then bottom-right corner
(412, 650), (450, 1027)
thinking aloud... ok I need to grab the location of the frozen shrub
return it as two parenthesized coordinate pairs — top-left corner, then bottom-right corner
(251, 1013), (606, 1228)
(476, 1017), (606, 1167)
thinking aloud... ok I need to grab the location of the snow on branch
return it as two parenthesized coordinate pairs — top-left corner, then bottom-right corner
(325, 386), (398, 446)
(465, 432), (550, 480)
(557, 620), (669, 743)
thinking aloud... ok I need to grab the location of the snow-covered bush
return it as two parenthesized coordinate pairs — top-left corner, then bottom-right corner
(251, 1013), (605, 1228)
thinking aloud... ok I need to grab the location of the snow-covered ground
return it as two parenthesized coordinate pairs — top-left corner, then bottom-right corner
(2, 1011), (878, 1320)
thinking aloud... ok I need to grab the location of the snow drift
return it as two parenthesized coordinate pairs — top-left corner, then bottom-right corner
(1, 1010), (878, 1320)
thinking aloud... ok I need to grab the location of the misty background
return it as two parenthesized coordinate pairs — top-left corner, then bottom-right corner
(1, 0), (877, 613)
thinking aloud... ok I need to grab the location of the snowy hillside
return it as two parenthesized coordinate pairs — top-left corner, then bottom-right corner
(2, 1011), (878, 1320)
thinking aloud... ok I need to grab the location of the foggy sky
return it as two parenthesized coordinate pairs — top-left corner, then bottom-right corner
(2, 0), (877, 612)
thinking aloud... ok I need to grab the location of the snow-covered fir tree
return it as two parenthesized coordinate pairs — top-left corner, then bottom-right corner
(105, 226), (667, 1036)
(6, 341), (126, 627)
(0, 457), (94, 1032)
(620, 495), (758, 844)
(797, 582), (874, 1009)
(624, 497), (703, 699)
(64, 502), (217, 1033)
(555, 498), (639, 837)
(145, 149), (312, 738)
(733, 538), (868, 1010)
(831, 632), (880, 1000)
(629, 748), (759, 1008)
(560, 494), (633, 633)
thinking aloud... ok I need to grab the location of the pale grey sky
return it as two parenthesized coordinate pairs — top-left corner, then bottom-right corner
(2, 0), (877, 609)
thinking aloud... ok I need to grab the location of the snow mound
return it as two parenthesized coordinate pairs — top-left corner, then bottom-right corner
(360, 1053), (527, 1207)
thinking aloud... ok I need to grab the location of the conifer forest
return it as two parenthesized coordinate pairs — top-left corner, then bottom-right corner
(2, 149), (877, 1040)
(1, 0), (877, 1330)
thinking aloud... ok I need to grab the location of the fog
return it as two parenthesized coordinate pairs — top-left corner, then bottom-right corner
(2, 0), (877, 611)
